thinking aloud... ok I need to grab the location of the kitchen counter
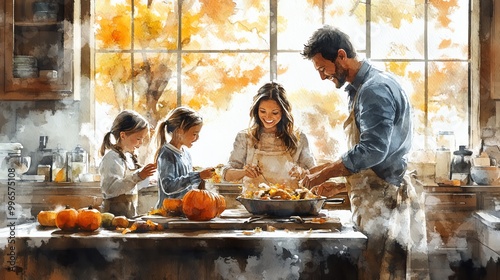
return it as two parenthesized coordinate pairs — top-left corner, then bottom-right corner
(0, 209), (366, 279)
(424, 185), (500, 193)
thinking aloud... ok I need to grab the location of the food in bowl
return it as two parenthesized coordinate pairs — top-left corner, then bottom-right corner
(470, 166), (500, 185)
(242, 182), (320, 200)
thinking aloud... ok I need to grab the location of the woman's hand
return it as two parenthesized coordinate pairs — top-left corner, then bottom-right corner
(289, 165), (309, 180)
(138, 163), (157, 180)
(243, 164), (261, 178)
(199, 168), (216, 180)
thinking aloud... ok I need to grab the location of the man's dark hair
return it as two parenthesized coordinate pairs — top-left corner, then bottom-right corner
(301, 25), (357, 62)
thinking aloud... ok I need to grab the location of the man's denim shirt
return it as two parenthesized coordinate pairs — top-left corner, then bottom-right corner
(341, 60), (413, 186)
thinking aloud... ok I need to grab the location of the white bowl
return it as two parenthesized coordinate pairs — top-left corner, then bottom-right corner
(78, 173), (94, 182)
(470, 166), (500, 185)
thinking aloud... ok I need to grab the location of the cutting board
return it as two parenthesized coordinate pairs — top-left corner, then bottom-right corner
(142, 209), (342, 231)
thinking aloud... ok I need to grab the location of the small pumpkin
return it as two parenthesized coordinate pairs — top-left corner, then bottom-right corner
(111, 216), (129, 228)
(55, 205), (79, 231)
(77, 206), (102, 231)
(182, 180), (226, 221)
(162, 198), (183, 215)
(37, 210), (57, 227)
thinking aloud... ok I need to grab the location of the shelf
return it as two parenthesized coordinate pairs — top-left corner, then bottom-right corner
(14, 21), (61, 27)
(1, 0), (74, 100)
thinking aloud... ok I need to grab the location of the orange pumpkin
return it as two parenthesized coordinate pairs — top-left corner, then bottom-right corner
(77, 206), (102, 231)
(182, 180), (226, 221)
(37, 210), (57, 227)
(215, 194), (227, 216)
(55, 205), (78, 231)
(162, 198), (183, 215)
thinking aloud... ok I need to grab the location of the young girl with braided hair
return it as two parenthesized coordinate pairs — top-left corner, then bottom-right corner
(99, 110), (157, 218)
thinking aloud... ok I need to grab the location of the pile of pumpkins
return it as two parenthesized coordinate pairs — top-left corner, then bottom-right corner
(38, 205), (102, 231)
(37, 205), (131, 232)
(37, 182), (227, 231)
(160, 180), (227, 221)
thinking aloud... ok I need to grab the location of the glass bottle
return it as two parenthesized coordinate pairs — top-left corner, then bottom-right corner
(67, 144), (88, 182)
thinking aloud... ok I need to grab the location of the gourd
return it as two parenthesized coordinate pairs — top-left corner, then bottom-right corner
(55, 205), (79, 231)
(182, 180), (226, 221)
(101, 212), (115, 228)
(77, 206), (102, 231)
(37, 210), (57, 227)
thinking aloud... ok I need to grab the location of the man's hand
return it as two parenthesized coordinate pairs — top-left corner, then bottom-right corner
(311, 182), (346, 198)
(302, 170), (328, 188)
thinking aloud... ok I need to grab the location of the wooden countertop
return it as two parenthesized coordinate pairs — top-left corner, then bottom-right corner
(0, 209), (366, 247)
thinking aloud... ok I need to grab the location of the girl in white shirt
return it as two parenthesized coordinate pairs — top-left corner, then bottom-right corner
(99, 110), (157, 218)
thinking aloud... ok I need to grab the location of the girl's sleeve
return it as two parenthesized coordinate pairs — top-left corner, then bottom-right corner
(157, 149), (201, 197)
(99, 153), (142, 197)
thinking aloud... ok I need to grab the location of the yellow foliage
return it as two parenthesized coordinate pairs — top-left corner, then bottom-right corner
(430, 0), (459, 27)
(95, 2), (132, 49)
(384, 61), (409, 78)
(199, 0), (236, 24)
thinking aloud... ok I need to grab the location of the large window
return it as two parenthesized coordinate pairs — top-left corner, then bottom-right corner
(92, 0), (474, 170)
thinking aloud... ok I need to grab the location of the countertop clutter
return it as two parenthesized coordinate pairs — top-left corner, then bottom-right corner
(0, 209), (366, 279)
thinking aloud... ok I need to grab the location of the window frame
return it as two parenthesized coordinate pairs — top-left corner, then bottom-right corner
(87, 0), (481, 167)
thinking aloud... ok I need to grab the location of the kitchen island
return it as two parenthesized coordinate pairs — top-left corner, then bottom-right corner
(0, 209), (366, 280)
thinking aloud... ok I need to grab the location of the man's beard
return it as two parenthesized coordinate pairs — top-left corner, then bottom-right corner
(333, 60), (347, 89)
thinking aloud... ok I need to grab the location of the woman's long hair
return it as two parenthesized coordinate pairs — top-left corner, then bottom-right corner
(248, 82), (298, 154)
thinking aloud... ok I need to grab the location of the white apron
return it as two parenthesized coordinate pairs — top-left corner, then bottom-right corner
(242, 133), (298, 192)
(343, 94), (429, 279)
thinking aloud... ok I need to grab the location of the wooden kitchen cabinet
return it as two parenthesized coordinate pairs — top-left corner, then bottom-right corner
(424, 191), (478, 278)
(1, 0), (74, 100)
(425, 192), (478, 244)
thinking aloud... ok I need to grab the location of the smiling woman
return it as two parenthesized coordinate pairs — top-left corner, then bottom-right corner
(92, 0), (475, 173)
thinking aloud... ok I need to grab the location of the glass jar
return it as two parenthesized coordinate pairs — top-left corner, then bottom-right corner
(435, 131), (455, 183)
(67, 144), (88, 182)
(52, 144), (67, 182)
(436, 131), (455, 151)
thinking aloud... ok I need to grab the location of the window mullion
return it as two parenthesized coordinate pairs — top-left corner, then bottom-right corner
(270, 0), (277, 81)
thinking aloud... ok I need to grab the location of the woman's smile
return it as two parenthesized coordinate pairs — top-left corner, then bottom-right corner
(258, 99), (282, 132)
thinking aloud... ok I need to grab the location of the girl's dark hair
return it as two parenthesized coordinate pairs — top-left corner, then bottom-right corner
(154, 106), (203, 160)
(99, 110), (150, 169)
(301, 25), (357, 62)
(248, 81), (298, 154)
